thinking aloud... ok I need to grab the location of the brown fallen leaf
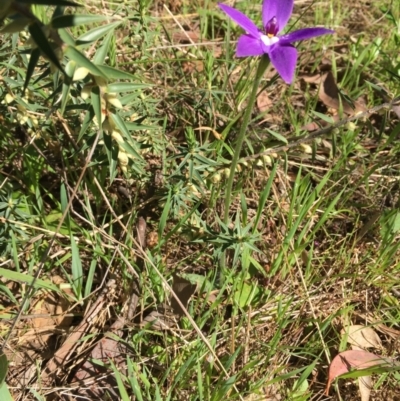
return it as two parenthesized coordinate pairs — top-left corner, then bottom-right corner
(341, 325), (382, 401)
(41, 279), (116, 385)
(302, 73), (322, 84)
(342, 325), (382, 349)
(171, 274), (196, 316)
(257, 90), (273, 113)
(70, 281), (140, 400)
(324, 350), (395, 395)
(319, 72), (367, 115)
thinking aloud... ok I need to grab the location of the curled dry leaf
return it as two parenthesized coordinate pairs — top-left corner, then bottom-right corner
(324, 349), (395, 395)
(341, 325), (382, 401)
(342, 325), (382, 349)
(318, 72), (367, 115)
(302, 72), (367, 132)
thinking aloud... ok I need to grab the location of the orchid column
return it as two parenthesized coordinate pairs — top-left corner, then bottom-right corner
(219, 0), (333, 269)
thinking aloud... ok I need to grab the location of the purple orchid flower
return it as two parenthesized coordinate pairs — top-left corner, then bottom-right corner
(219, 0), (334, 84)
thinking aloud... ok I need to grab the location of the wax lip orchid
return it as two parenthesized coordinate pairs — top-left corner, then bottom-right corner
(219, 0), (334, 84)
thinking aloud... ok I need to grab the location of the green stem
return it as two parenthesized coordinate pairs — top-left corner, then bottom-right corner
(220, 55), (270, 274)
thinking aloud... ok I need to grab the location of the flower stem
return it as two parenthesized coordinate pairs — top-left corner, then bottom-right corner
(220, 55), (270, 273)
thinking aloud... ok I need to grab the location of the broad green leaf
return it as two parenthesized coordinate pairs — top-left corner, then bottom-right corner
(0, 353), (8, 386)
(211, 375), (237, 401)
(84, 258), (97, 298)
(90, 86), (102, 128)
(76, 21), (122, 45)
(181, 273), (214, 292)
(0, 17), (32, 33)
(107, 82), (152, 93)
(96, 65), (135, 80)
(28, 22), (64, 74)
(233, 282), (260, 308)
(64, 46), (106, 78)
(57, 27), (76, 46)
(0, 268), (60, 292)
(60, 59), (76, 114)
(0, 382), (13, 401)
(51, 14), (112, 29)
(93, 29), (113, 65)
(103, 132), (119, 183)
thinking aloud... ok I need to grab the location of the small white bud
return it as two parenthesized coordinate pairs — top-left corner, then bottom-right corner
(73, 67), (90, 81)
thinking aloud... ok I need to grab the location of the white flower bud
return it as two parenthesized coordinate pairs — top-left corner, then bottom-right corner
(346, 122), (357, 131)
(211, 173), (221, 184)
(81, 84), (92, 99)
(4, 94), (14, 104)
(300, 144), (312, 154)
(105, 93), (123, 109)
(73, 67), (90, 81)
(118, 150), (129, 166)
(111, 130), (124, 143)
(262, 155), (272, 165)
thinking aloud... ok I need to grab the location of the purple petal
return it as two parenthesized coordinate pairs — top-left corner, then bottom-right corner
(280, 27), (334, 44)
(236, 34), (264, 57)
(269, 44), (297, 84)
(219, 3), (260, 38)
(262, 0), (293, 32)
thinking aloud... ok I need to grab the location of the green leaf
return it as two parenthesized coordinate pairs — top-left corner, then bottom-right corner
(70, 234), (83, 299)
(233, 282), (260, 308)
(23, 47), (40, 93)
(96, 65), (135, 80)
(0, 17), (32, 33)
(18, 0), (80, 5)
(28, 22), (64, 74)
(107, 82), (152, 93)
(76, 21), (122, 45)
(51, 14), (112, 29)
(57, 27), (76, 46)
(90, 86), (102, 128)
(110, 360), (130, 401)
(103, 132), (119, 183)
(78, 106), (95, 141)
(0, 353), (9, 387)
(265, 128), (288, 144)
(0, 382), (13, 401)
(93, 29), (113, 65)
(0, 268), (60, 292)
(64, 46), (106, 78)
(60, 59), (76, 114)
